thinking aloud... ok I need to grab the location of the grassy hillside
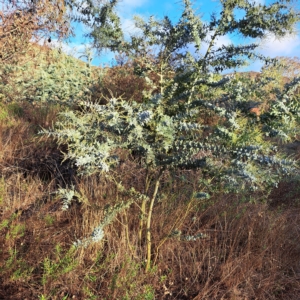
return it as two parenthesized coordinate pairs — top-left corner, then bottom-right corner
(0, 46), (300, 299)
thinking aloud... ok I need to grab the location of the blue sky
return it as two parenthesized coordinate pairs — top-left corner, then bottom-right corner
(61, 0), (300, 71)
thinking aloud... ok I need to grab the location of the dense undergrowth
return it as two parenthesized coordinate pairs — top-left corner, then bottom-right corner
(0, 94), (300, 299)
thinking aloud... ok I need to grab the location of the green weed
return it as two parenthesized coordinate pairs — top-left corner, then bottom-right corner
(5, 223), (25, 240)
(41, 245), (77, 286)
(83, 285), (98, 300)
(0, 219), (9, 231)
(44, 214), (55, 226)
(0, 103), (9, 121)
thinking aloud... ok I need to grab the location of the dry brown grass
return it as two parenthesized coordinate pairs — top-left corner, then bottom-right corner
(91, 56), (161, 104)
(154, 198), (300, 299)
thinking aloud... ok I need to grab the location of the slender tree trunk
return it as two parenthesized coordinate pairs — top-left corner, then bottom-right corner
(138, 172), (151, 244)
(145, 169), (164, 272)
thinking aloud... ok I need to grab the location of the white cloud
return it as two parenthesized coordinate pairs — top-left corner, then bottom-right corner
(47, 39), (96, 63)
(51, 41), (85, 56)
(121, 17), (142, 37)
(117, 0), (151, 38)
(237, 33), (300, 72)
(259, 33), (300, 57)
(50, 40), (113, 66)
(117, 0), (149, 17)
(250, 0), (265, 5)
(199, 32), (232, 55)
(214, 34), (232, 49)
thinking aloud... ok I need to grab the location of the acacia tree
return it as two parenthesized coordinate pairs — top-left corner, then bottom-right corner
(43, 0), (300, 271)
